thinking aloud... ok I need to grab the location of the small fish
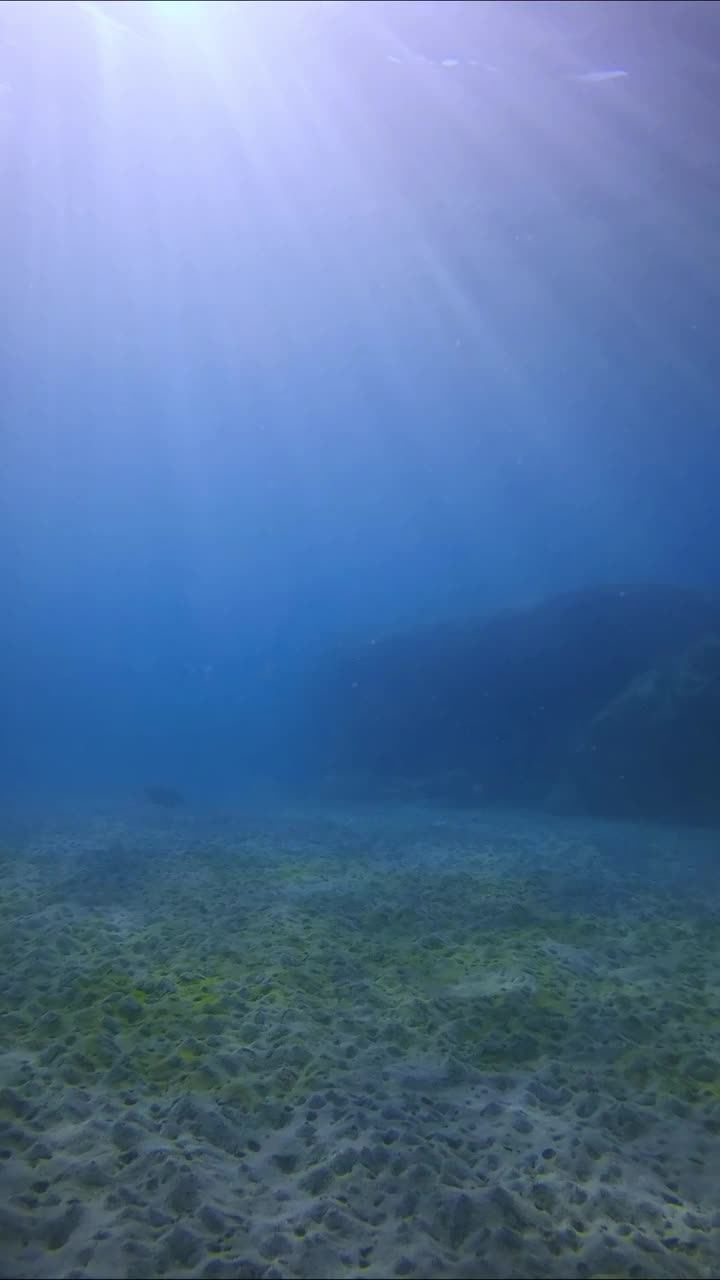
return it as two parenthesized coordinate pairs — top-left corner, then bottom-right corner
(565, 69), (629, 83)
(144, 785), (185, 809)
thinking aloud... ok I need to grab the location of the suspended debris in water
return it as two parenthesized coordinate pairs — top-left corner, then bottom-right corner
(564, 69), (629, 83)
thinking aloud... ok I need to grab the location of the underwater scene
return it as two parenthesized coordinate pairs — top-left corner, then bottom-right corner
(2, 1), (720, 1277)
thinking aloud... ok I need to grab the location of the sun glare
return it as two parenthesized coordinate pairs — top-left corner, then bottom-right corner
(149, 1), (206, 22)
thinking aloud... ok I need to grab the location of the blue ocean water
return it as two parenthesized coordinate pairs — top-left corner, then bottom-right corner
(2, 0), (719, 812)
(3, 9), (720, 1280)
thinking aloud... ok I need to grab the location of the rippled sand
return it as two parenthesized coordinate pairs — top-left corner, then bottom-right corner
(1, 803), (719, 1279)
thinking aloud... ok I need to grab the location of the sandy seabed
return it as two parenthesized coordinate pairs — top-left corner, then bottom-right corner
(1, 800), (720, 1280)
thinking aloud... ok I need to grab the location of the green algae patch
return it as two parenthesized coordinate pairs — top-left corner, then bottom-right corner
(2, 827), (720, 1116)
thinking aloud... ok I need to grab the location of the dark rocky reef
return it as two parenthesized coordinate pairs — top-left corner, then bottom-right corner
(568, 633), (720, 822)
(308, 584), (720, 824)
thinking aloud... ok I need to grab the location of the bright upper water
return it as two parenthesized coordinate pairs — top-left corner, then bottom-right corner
(1, 0), (719, 812)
